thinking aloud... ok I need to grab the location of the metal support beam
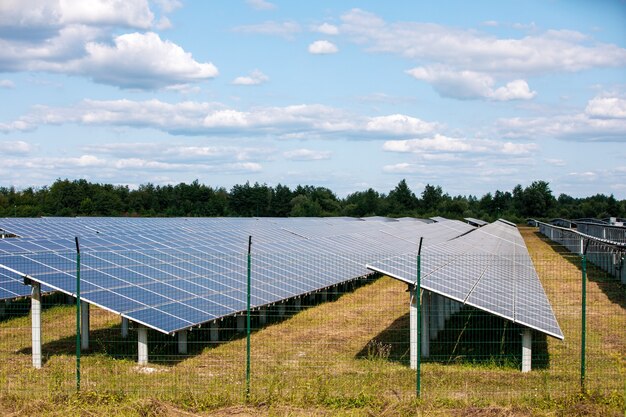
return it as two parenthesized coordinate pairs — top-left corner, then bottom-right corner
(80, 302), (90, 350)
(522, 328), (532, 372)
(294, 297), (301, 311)
(137, 325), (148, 365)
(278, 302), (286, 317)
(31, 282), (42, 369)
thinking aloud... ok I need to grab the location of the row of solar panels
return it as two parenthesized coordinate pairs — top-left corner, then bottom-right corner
(0, 217), (473, 333)
(367, 220), (563, 339)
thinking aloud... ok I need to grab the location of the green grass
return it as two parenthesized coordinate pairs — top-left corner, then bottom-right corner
(0, 227), (624, 416)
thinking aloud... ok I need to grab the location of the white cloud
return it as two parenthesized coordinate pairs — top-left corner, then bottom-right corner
(407, 66), (535, 101)
(498, 96), (626, 142)
(0, 1), (208, 89)
(0, 98), (440, 140)
(0, 80), (15, 88)
(232, 69), (269, 85)
(314, 23), (339, 35)
(0, 0), (154, 34)
(308, 40), (338, 54)
(233, 21), (300, 38)
(0, 140), (35, 155)
(79, 32), (218, 89)
(246, 0), (276, 10)
(383, 134), (537, 155)
(365, 114), (437, 136)
(585, 96), (626, 119)
(490, 79), (537, 101)
(340, 9), (626, 74)
(382, 163), (421, 174)
(283, 149), (332, 161)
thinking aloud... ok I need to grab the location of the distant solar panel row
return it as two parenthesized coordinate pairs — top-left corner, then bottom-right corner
(367, 220), (563, 339)
(0, 217), (474, 334)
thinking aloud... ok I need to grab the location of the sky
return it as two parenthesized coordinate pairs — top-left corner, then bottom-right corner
(0, 0), (625, 199)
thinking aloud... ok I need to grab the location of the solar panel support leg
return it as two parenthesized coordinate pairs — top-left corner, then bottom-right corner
(31, 282), (42, 369)
(321, 291), (327, 302)
(138, 325), (148, 365)
(178, 330), (187, 354)
(81, 302), (89, 351)
(209, 321), (219, 341)
(421, 291), (430, 358)
(121, 317), (129, 338)
(237, 315), (246, 333)
(294, 297), (301, 312)
(522, 328), (532, 372)
(410, 288), (418, 369)
(443, 297), (451, 321)
(259, 307), (267, 325)
(278, 303), (285, 317)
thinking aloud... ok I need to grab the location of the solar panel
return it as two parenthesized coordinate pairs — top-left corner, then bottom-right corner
(367, 221), (564, 340)
(0, 217), (474, 334)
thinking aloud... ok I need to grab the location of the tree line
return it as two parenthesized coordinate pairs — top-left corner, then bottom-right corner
(0, 178), (624, 222)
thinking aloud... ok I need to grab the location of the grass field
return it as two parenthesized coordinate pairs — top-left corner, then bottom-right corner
(0, 227), (624, 416)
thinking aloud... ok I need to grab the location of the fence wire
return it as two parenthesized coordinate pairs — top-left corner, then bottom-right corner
(0, 230), (624, 412)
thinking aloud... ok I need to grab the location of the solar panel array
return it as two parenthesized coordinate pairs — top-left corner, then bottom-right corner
(0, 217), (474, 334)
(367, 221), (564, 340)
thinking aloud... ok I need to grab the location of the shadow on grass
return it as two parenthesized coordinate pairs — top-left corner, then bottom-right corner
(19, 276), (379, 366)
(533, 231), (626, 310)
(357, 306), (550, 370)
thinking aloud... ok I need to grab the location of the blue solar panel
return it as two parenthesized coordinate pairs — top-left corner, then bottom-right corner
(0, 217), (474, 333)
(367, 221), (563, 340)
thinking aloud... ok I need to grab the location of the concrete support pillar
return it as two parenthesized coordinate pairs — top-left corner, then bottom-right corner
(237, 315), (246, 333)
(31, 282), (42, 369)
(81, 302), (90, 351)
(522, 328), (532, 373)
(579, 237), (584, 255)
(259, 307), (267, 325)
(421, 291), (430, 358)
(121, 317), (129, 338)
(137, 325), (148, 365)
(209, 321), (219, 341)
(278, 303), (286, 317)
(410, 288), (418, 369)
(178, 330), (187, 354)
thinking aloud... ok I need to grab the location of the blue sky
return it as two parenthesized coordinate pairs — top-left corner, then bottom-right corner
(1, 0), (625, 198)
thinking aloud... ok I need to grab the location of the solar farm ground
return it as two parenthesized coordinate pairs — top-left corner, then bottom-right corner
(0, 227), (623, 416)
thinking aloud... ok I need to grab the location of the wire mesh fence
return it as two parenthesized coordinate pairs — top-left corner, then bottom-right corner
(0, 229), (624, 412)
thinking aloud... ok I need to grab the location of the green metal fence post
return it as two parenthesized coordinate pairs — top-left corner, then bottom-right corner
(75, 237), (81, 392)
(581, 239), (588, 393)
(246, 236), (252, 401)
(416, 237), (423, 398)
